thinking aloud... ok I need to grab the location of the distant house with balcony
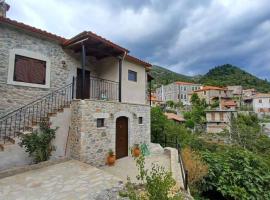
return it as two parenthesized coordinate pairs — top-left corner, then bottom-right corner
(156, 82), (202, 105)
(0, 3), (152, 169)
(192, 86), (233, 105)
(206, 110), (237, 133)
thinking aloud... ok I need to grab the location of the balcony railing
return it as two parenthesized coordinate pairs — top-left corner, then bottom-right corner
(75, 76), (119, 101)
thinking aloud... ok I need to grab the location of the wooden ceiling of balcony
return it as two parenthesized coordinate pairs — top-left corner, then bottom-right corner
(63, 31), (128, 59)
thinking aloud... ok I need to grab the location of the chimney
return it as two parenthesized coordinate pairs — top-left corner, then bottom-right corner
(0, 0), (10, 18)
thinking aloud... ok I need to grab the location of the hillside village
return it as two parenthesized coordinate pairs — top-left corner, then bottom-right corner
(152, 82), (270, 135)
(0, 1), (270, 200)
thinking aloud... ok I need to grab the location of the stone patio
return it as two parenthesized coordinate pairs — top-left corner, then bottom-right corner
(101, 152), (171, 184)
(0, 160), (123, 200)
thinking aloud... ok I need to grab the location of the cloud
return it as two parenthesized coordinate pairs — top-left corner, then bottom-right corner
(6, 0), (270, 79)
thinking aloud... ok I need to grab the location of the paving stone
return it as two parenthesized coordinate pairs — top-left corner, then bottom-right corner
(0, 160), (122, 200)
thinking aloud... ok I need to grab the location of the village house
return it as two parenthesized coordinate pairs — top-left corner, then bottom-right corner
(156, 82), (202, 105)
(164, 112), (185, 124)
(191, 86), (233, 105)
(252, 93), (270, 116)
(0, 3), (152, 169)
(206, 110), (237, 133)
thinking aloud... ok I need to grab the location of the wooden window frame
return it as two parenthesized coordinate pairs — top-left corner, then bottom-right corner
(7, 49), (50, 88)
(128, 70), (137, 82)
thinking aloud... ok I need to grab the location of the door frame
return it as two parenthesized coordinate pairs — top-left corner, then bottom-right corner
(76, 68), (90, 99)
(115, 116), (129, 159)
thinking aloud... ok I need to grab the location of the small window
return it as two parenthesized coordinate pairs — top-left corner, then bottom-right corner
(220, 113), (224, 121)
(204, 91), (206, 95)
(259, 99), (262, 103)
(97, 118), (105, 128)
(14, 55), (46, 85)
(138, 117), (143, 124)
(128, 70), (137, 82)
(211, 113), (215, 121)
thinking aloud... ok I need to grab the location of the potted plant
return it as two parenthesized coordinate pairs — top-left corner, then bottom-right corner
(132, 144), (141, 157)
(107, 149), (116, 166)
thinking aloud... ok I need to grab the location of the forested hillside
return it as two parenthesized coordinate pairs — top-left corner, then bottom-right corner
(200, 64), (270, 92)
(149, 65), (197, 89)
(150, 64), (270, 92)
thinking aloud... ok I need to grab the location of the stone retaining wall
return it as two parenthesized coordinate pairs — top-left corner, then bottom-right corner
(68, 99), (151, 167)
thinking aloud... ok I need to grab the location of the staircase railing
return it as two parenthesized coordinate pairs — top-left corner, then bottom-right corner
(0, 79), (75, 144)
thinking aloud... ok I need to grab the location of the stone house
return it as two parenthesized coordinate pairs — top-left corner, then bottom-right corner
(0, 3), (152, 168)
(192, 86), (233, 105)
(206, 110), (237, 133)
(156, 82), (202, 105)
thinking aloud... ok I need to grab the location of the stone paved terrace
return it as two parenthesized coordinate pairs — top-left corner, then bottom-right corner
(0, 160), (123, 200)
(101, 152), (171, 184)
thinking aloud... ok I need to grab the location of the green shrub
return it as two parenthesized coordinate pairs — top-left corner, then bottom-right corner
(200, 148), (270, 200)
(19, 121), (57, 163)
(121, 154), (180, 200)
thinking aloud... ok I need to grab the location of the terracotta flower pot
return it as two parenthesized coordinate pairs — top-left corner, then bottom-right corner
(107, 155), (116, 166)
(133, 147), (141, 157)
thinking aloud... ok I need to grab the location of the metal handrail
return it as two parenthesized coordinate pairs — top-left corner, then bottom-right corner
(0, 83), (73, 121)
(152, 133), (189, 191)
(0, 80), (75, 144)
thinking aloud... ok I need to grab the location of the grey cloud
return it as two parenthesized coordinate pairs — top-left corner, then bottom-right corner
(6, 0), (270, 79)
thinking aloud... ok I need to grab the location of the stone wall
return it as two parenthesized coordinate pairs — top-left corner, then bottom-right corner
(68, 99), (151, 167)
(0, 26), (80, 116)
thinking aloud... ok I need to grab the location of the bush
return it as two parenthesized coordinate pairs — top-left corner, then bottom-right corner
(120, 155), (181, 200)
(200, 148), (270, 200)
(181, 147), (208, 186)
(19, 121), (57, 163)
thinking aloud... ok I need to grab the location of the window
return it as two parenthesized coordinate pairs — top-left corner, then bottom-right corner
(180, 94), (183, 99)
(128, 70), (137, 82)
(138, 117), (143, 124)
(211, 113), (215, 121)
(14, 55), (46, 85)
(204, 91), (206, 95)
(8, 49), (50, 88)
(184, 86), (186, 91)
(220, 113), (224, 121)
(97, 118), (105, 128)
(259, 99), (262, 103)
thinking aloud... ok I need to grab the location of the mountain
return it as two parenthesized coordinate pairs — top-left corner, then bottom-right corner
(199, 64), (270, 92)
(150, 64), (270, 93)
(149, 65), (197, 89)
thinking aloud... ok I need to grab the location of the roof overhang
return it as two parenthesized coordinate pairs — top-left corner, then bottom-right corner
(63, 31), (129, 59)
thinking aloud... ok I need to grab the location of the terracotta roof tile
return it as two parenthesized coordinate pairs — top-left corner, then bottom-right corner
(165, 113), (185, 122)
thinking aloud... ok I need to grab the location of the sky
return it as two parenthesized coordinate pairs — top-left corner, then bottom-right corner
(6, 0), (270, 79)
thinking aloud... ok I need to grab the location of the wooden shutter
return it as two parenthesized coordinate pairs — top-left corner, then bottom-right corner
(14, 55), (46, 85)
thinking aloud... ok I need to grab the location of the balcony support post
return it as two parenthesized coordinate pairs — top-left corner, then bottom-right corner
(118, 58), (122, 102)
(81, 43), (86, 100)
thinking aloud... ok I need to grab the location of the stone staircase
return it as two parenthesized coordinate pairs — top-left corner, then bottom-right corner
(0, 83), (74, 151)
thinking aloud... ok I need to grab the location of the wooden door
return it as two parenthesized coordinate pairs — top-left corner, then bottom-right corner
(116, 117), (128, 159)
(76, 68), (90, 99)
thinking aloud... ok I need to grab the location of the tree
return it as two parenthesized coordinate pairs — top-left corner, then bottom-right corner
(200, 148), (270, 200)
(151, 107), (167, 142)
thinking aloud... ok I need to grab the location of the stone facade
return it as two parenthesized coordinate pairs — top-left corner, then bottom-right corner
(0, 26), (80, 116)
(68, 99), (151, 167)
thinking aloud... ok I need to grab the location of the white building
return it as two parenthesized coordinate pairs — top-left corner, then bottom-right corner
(252, 93), (270, 115)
